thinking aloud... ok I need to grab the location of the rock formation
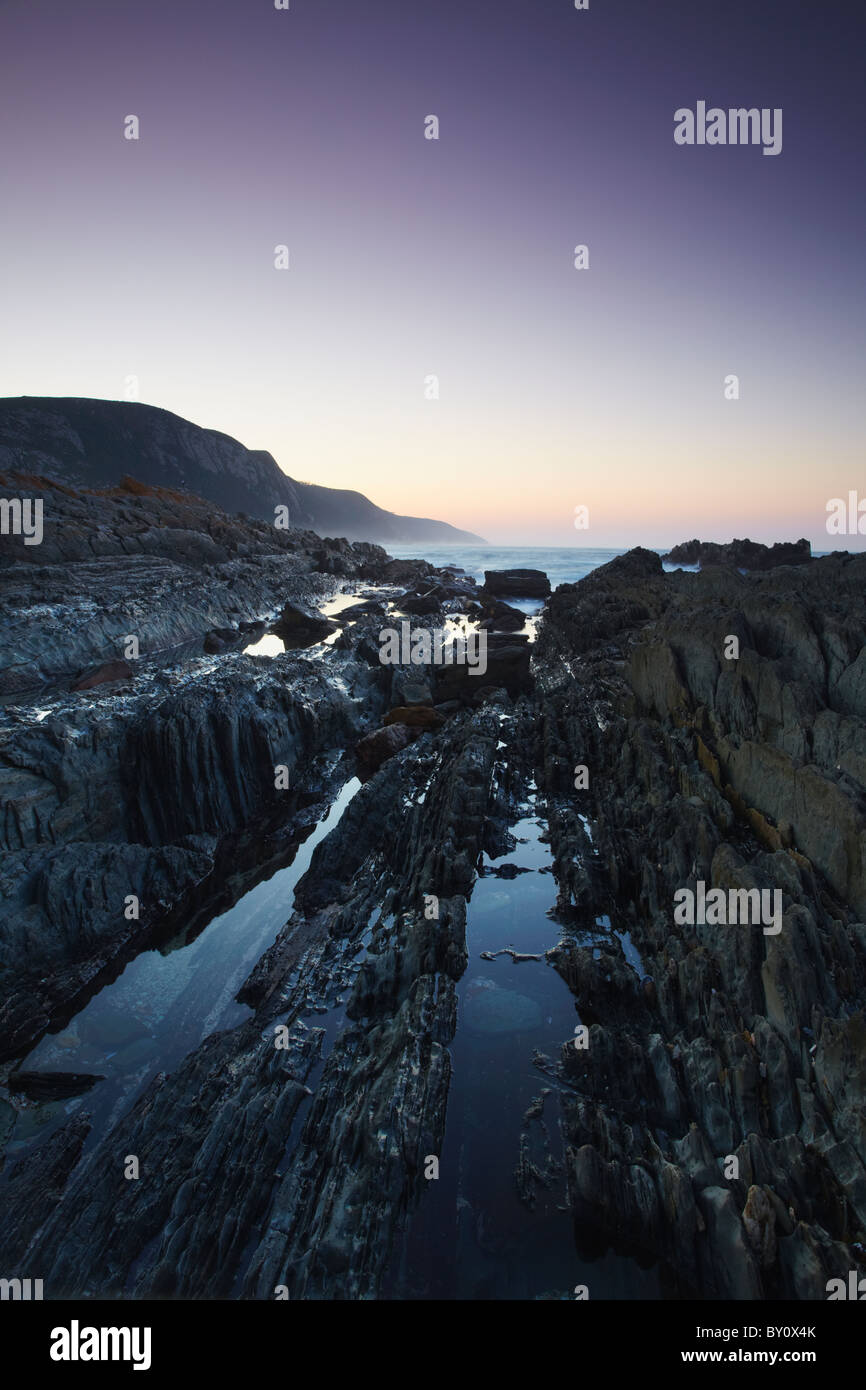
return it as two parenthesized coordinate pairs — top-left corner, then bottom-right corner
(663, 537), (812, 570)
(1, 502), (863, 1302)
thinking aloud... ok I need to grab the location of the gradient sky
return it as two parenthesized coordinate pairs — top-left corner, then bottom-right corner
(1, 0), (864, 546)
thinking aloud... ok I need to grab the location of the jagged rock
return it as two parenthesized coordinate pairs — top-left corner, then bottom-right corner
(663, 537), (811, 570)
(699, 1187), (763, 1297)
(0, 471), (425, 692)
(530, 546), (866, 1295)
(0, 1114), (91, 1264)
(743, 1183), (777, 1266)
(2, 535), (865, 1306)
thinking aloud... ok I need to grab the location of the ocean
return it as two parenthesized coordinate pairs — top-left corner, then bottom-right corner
(384, 544), (671, 589)
(385, 544), (832, 589)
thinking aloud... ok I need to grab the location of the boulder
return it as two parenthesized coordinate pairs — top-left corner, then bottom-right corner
(272, 600), (337, 647)
(434, 633), (532, 701)
(481, 568), (550, 599)
(355, 723), (412, 774)
(478, 597), (526, 631)
(395, 591), (442, 616)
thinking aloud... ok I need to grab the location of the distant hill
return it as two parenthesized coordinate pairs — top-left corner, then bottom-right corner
(0, 397), (485, 546)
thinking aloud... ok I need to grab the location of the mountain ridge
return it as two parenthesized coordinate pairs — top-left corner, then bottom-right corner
(0, 396), (485, 545)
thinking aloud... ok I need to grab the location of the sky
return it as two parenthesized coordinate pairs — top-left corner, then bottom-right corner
(0, 0), (864, 547)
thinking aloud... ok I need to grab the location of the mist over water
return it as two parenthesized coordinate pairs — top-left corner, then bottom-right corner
(385, 544), (680, 590)
(386, 544), (832, 590)
(385, 545), (630, 589)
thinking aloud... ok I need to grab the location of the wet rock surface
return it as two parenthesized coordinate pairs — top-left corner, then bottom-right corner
(0, 478), (427, 1057)
(478, 597), (527, 632)
(1, 535), (864, 1302)
(0, 472), (399, 694)
(272, 600), (338, 647)
(434, 633), (532, 703)
(534, 546), (866, 1296)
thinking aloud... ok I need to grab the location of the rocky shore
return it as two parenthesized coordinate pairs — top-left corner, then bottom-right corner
(662, 537), (812, 570)
(537, 547), (866, 1296)
(1, 496), (864, 1301)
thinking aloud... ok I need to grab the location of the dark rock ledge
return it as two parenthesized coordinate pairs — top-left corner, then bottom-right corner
(662, 537), (812, 571)
(1, 528), (865, 1302)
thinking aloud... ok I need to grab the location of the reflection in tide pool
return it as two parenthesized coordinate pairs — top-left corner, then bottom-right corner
(4, 778), (362, 1167)
(243, 632), (285, 657)
(243, 594), (365, 656)
(385, 784), (661, 1300)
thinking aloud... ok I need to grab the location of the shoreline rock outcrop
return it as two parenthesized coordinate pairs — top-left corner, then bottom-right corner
(1, 522), (864, 1304)
(663, 537), (812, 570)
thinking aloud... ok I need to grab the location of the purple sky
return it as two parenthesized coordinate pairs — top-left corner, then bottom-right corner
(1, 0), (864, 546)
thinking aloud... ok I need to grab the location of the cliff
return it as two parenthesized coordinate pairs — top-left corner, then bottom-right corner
(0, 397), (485, 545)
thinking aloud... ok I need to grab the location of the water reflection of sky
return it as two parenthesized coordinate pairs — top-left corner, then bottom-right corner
(384, 771), (661, 1300)
(4, 778), (362, 1169)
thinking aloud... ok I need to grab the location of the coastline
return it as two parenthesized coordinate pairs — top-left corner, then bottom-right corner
(1, 489), (864, 1300)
